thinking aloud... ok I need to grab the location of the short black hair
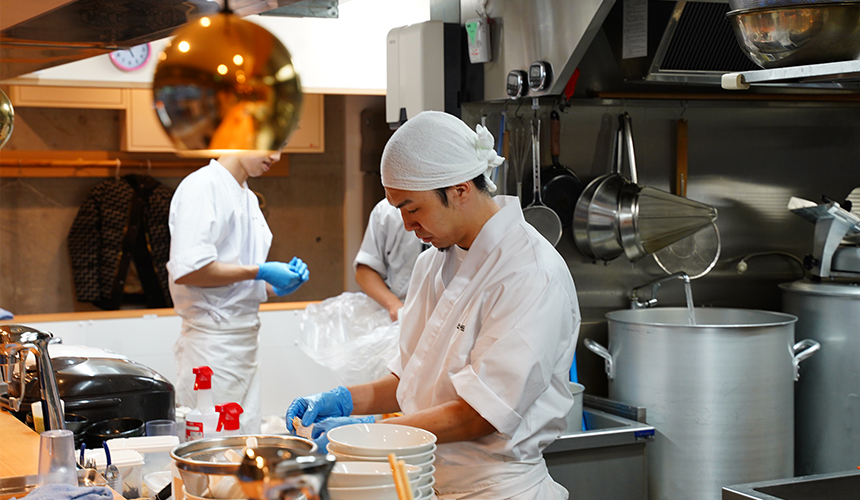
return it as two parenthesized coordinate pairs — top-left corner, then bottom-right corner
(434, 174), (490, 206)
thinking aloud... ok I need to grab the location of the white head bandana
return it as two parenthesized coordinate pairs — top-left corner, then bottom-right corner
(380, 111), (504, 192)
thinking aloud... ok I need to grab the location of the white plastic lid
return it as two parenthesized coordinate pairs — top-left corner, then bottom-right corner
(105, 435), (179, 454)
(81, 448), (145, 468)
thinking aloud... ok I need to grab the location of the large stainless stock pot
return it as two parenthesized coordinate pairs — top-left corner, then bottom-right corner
(585, 307), (819, 500)
(781, 280), (860, 476)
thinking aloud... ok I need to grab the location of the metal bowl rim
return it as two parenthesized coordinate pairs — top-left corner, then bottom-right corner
(170, 434), (316, 470)
(727, 2), (860, 16)
(605, 307), (798, 328)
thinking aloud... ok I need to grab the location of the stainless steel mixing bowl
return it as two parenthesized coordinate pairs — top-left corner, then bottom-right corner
(727, 3), (860, 68)
(729, 0), (860, 11)
(170, 435), (316, 497)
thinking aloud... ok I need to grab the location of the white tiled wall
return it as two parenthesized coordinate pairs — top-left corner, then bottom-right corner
(24, 309), (340, 417)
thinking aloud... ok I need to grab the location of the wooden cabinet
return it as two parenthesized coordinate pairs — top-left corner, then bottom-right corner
(9, 85), (127, 109)
(283, 93), (325, 153)
(9, 85), (325, 154)
(122, 88), (174, 152)
(122, 89), (325, 153)
(122, 90), (325, 153)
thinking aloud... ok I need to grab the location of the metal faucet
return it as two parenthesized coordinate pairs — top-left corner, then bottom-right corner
(630, 272), (690, 309)
(0, 324), (66, 431)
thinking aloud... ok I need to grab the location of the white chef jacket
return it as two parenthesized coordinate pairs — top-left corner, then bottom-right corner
(389, 196), (580, 500)
(354, 199), (426, 301)
(167, 159), (272, 433)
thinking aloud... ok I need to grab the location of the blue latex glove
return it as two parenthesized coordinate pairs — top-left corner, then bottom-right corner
(312, 415), (376, 450)
(286, 386), (353, 433)
(257, 258), (309, 296)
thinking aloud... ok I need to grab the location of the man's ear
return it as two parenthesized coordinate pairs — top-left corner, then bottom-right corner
(450, 182), (472, 205)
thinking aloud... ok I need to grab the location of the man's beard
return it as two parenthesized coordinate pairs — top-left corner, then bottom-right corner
(437, 246), (451, 253)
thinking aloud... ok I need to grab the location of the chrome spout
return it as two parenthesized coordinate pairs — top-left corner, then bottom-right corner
(630, 272), (690, 309)
(0, 325), (66, 431)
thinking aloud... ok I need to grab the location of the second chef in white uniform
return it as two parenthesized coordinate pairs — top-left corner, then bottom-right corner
(354, 198), (427, 321)
(287, 111), (580, 499)
(169, 152), (309, 433)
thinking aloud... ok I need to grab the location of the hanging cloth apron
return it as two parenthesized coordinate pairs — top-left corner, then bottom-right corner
(175, 314), (262, 433)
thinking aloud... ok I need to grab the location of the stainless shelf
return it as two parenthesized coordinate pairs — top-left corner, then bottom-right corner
(722, 59), (860, 90)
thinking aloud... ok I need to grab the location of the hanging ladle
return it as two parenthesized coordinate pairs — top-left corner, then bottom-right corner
(522, 109), (563, 246)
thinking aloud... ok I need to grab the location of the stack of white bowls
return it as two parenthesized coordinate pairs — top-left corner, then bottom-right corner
(326, 423), (437, 500)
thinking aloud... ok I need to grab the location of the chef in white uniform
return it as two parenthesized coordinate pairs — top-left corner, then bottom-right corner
(169, 151), (309, 433)
(287, 111), (580, 499)
(354, 199), (426, 321)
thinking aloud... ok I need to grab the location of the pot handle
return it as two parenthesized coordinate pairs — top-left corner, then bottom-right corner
(584, 338), (614, 380)
(618, 113), (639, 184)
(792, 339), (820, 381)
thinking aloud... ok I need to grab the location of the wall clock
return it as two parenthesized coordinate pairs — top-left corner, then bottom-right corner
(109, 43), (152, 71)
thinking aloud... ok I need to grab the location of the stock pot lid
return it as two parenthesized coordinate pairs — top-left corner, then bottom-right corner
(780, 280), (860, 298)
(606, 307), (796, 328)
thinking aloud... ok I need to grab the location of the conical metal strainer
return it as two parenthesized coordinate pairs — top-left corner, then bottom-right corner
(618, 185), (718, 262)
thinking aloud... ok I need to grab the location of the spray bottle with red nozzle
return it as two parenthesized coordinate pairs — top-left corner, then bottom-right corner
(215, 402), (244, 436)
(185, 366), (219, 441)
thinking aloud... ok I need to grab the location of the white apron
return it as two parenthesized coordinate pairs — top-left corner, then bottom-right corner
(390, 196), (580, 500)
(436, 462), (566, 500)
(175, 314), (262, 433)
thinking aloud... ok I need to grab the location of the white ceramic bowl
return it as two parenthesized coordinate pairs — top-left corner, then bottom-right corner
(412, 458), (435, 475)
(326, 423), (437, 457)
(416, 467), (435, 485)
(414, 489), (434, 500)
(328, 483), (399, 500)
(328, 482), (421, 500)
(330, 448), (436, 468)
(328, 442), (435, 462)
(417, 476), (436, 497)
(329, 461), (421, 488)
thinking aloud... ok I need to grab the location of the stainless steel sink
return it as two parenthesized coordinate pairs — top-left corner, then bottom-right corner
(722, 469), (860, 500)
(545, 398), (655, 500)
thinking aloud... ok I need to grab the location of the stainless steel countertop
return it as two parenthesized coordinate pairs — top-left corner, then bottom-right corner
(544, 407), (655, 454)
(722, 469), (860, 500)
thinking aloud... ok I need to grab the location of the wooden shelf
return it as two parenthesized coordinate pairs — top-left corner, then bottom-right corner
(0, 151), (289, 178)
(9, 85), (127, 109)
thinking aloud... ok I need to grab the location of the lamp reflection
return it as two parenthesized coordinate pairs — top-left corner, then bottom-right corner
(152, 12), (302, 156)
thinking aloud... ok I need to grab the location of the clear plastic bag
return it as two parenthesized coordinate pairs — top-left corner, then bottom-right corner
(299, 292), (399, 385)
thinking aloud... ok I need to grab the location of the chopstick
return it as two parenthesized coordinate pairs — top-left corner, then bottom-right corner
(388, 453), (414, 500)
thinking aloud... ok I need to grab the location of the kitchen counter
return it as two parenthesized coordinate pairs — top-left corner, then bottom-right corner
(0, 410), (124, 500)
(722, 469), (860, 500)
(6, 300), (316, 324)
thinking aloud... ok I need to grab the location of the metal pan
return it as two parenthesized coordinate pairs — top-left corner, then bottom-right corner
(542, 110), (583, 227)
(573, 113), (638, 260)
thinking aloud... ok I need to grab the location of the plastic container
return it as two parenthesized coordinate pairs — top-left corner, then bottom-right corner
(143, 470), (172, 498)
(80, 447), (144, 499)
(105, 435), (180, 478)
(566, 382), (585, 434)
(185, 366), (218, 441)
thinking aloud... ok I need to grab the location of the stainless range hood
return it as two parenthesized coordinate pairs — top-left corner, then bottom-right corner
(601, 0), (759, 86)
(0, 0), (327, 80)
(467, 0), (761, 101)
